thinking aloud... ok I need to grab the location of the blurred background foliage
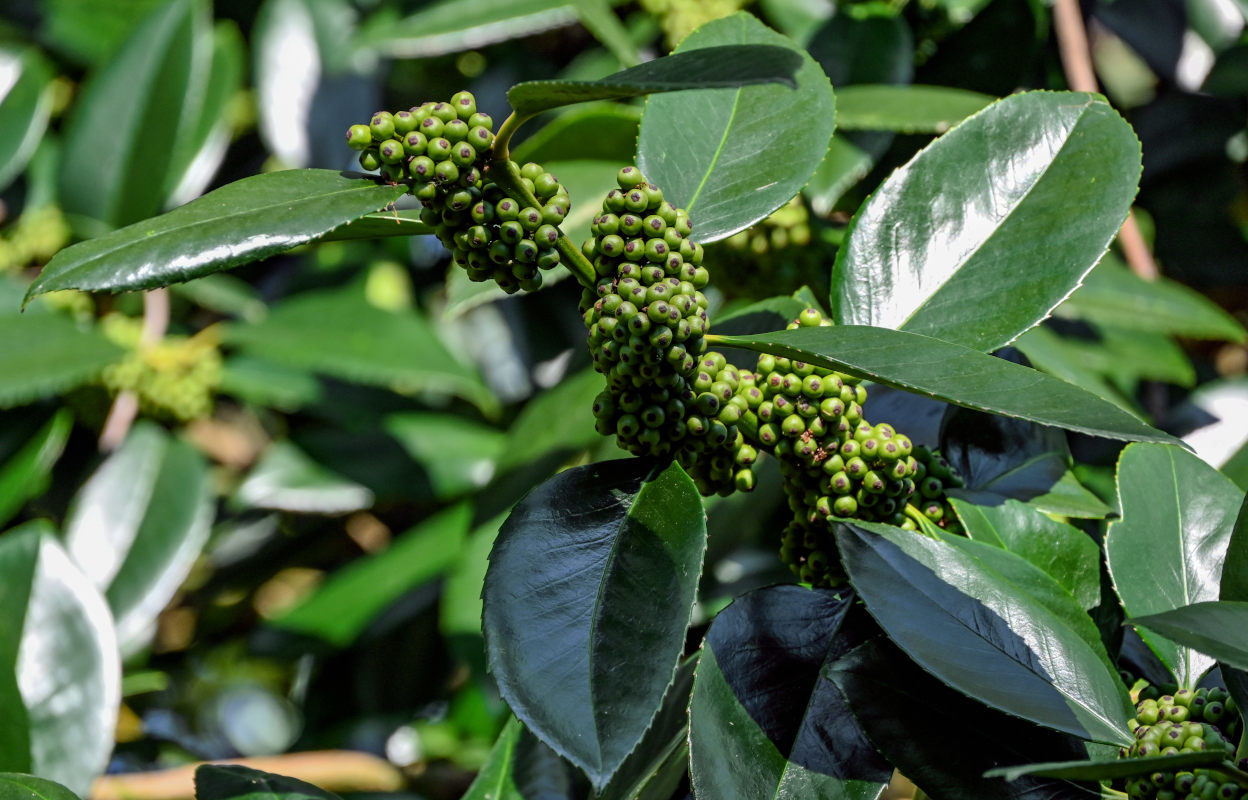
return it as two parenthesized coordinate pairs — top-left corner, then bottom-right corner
(2, 0), (1248, 798)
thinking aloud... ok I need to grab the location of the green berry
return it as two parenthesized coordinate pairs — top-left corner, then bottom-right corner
(346, 124), (373, 149)
(370, 111), (395, 140)
(451, 90), (477, 119)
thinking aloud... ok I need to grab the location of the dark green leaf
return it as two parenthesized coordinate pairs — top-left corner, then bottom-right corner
(636, 13), (834, 242)
(599, 655), (697, 800)
(985, 749), (1233, 782)
(509, 43), (801, 116)
(0, 409), (72, 529)
(0, 773), (82, 800)
(834, 85), (994, 133)
(0, 47), (55, 193)
(804, 136), (876, 216)
(1106, 443), (1245, 687)
(461, 717), (582, 800)
(57, 0), (207, 227)
(831, 91), (1142, 352)
(827, 637), (1099, 800)
(224, 282), (495, 414)
(712, 295), (810, 338)
(510, 103), (641, 165)
(1011, 323), (1134, 413)
(232, 440), (374, 514)
(0, 526), (36, 775)
(941, 406), (1111, 519)
(1129, 601), (1248, 672)
(1057, 255), (1246, 343)
(495, 368), (602, 474)
(711, 326), (1180, 445)
(356, 0), (582, 58)
(63, 422), (212, 656)
(482, 459), (707, 790)
(27, 170), (408, 299)
(687, 585), (891, 799)
(807, 12), (913, 86)
(270, 504), (471, 647)
(0, 315), (124, 408)
(952, 498), (1101, 609)
(1226, 493), (1248, 602)
(0, 524), (119, 795)
(315, 210), (434, 242)
(194, 764), (342, 800)
(837, 522), (1134, 744)
(1022, 321), (1196, 389)
(384, 413), (504, 499)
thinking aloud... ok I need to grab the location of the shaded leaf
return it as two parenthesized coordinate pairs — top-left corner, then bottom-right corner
(0, 524), (119, 796)
(1129, 601), (1248, 672)
(384, 413), (504, 499)
(461, 717), (582, 800)
(225, 282), (495, 414)
(270, 504), (471, 647)
(495, 368), (602, 474)
(357, 0), (582, 58)
(57, 0), (208, 227)
(482, 459), (706, 790)
(511, 103), (641, 165)
(831, 91), (1141, 352)
(0, 409), (72, 529)
(64, 422), (213, 656)
(27, 170), (408, 299)
(985, 749), (1233, 782)
(687, 585), (890, 799)
(0, 315), (124, 409)
(1106, 443), (1245, 687)
(837, 521), (1134, 744)
(827, 637), (1099, 800)
(804, 136), (876, 216)
(0, 773), (82, 800)
(712, 326), (1180, 445)
(233, 440), (374, 514)
(0, 46), (55, 193)
(599, 655), (697, 800)
(834, 85), (994, 133)
(194, 765), (342, 800)
(637, 13), (835, 243)
(1226, 493), (1248, 602)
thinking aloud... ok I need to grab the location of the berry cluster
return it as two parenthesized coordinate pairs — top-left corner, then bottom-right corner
(345, 91), (569, 293)
(581, 168), (754, 496)
(1118, 689), (1245, 799)
(714, 195), (827, 300)
(99, 314), (222, 423)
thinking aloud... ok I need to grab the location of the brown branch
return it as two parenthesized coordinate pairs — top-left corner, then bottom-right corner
(90, 750), (406, 800)
(99, 289), (171, 451)
(1052, 0), (1160, 282)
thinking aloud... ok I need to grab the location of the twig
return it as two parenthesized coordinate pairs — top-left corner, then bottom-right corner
(99, 289), (170, 451)
(1052, 0), (1160, 282)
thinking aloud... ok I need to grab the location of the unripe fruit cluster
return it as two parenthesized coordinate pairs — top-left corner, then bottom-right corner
(581, 168), (755, 496)
(99, 314), (221, 423)
(345, 91), (569, 293)
(1118, 689), (1245, 800)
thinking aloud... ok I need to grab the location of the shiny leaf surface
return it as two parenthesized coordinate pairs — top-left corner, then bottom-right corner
(1129, 601), (1248, 672)
(838, 522), (1134, 744)
(0, 773), (82, 800)
(834, 84), (994, 132)
(27, 170), (408, 299)
(1106, 443), (1244, 687)
(357, 0), (581, 58)
(233, 440), (374, 514)
(712, 326), (1179, 445)
(637, 13), (835, 243)
(831, 91), (1142, 352)
(482, 459), (706, 790)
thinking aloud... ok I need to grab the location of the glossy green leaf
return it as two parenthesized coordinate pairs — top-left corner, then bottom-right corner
(316, 210), (433, 242)
(834, 85), (994, 133)
(1129, 601), (1248, 672)
(1057, 256), (1246, 342)
(253, 0), (319, 169)
(687, 586), (890, 800)
(510, 42), (801, 117)
(461, 717), (582, 800)
(0, 773), (82, 800)
(804, 136), (876, 216)
(224, 282), (495, 414)
(511, 104), (641, 166)
(27, 170), (408, 299)
(1225, 493), (1248, 602)
(57, 0), (207, 227)
(1106, 443), (1245, 687)
(64, 422), (212, 656)
(482, 458), (707, 790)
(356, 0), (582, 58)
(711, 326), (1180, 445)
(495, 368), (602, 474)
(827, 637), (1100, 800)
(837, 522), (1134, 745)
(831, 91), (1142, 352)
(270, 504), (470, 646)
(985, 749), (1233, 782)
(0, 315), (124, 409)
(952, 498), (1101, 609)
(384, 413), (504, 499)
(194, 765), (342, 800)
(233, 440), (374, 514)
(0, 47), (55, 193)
(0, 409), (72, 529)
(0, 524), (119, 796)
(637, 13), (835, 243)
